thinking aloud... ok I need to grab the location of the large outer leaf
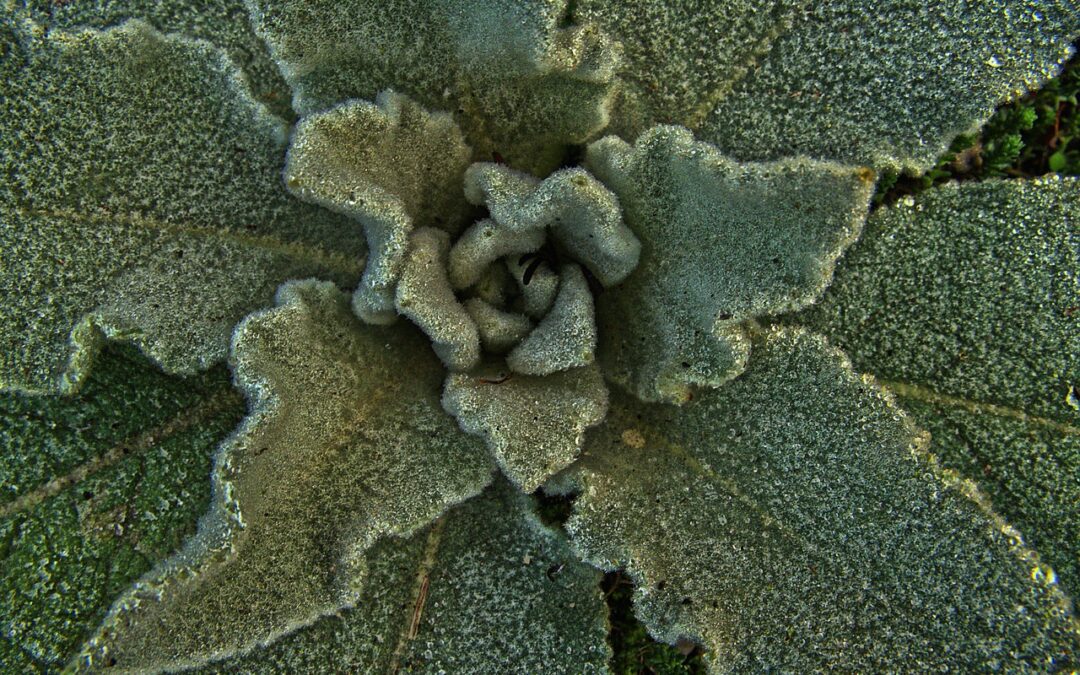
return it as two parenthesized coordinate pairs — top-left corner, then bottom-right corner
(558, 328), (1079, 671)
(14, 0), (292, 117)
(703, 2), (1080, 170)
(0, 21), (362, 395)
(0, 349), (244, 673)
(571, 0), (803, 138)
(247, 0), (617, 173)
(797, 177), (1079, 596)
(585, 126), (873, 403)
(573, 1), (1079, 171)
(78, 281), (493, 672)
(201, 479), (610, 673)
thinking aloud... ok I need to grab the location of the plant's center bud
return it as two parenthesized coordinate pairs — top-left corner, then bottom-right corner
(392, 161), (641, 375)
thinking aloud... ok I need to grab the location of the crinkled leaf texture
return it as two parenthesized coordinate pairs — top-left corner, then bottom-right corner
(585, 125), (874, 403)
(443, 363), (608, 493)
(78, 281), (494, 672)
(15, 0), (292, 117)
(798, 177), (1079, 597)
(0, 349), (244, 672)
(199, 479), (610, 674)
(247, 0), (618, 172)
(284, 92), (473, 324)
(556, 328), (1080, 671)
(576, 0), (1080, 171)
(0, 21), (361, 395)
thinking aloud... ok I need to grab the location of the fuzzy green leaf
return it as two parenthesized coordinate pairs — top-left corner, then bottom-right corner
(571, 0), (803, 139)
(77, 281), (493, 672)
(396, 228), (482, 371)
(200, 479), (610, 673)
(0, 21), (362, 395)
(462, 163), (640, 287)
(444, 363), (608, 492)
(585, 126), (874, 403)
(0, 348), (244, 673)
(702, 2), (1080, 170)
(796, 177), (1079, 596)
(247, 0), (618, 172)
(800, 178), (1078, 425)
(558, 328), (1079, 671)
(15, 0), (293, 117)
(284, 93), (473, 324)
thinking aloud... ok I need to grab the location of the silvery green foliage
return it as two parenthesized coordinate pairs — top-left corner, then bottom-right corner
(14, 0), (292, 117)
(200, 479), (610, 673)
(444, 363), (608, 492)
(577, 0), (1080, 171)
(797, 177), (1080, 598)
(462, 163), (641, 287)
(247, 0), (618, 172)
(396, 227), (483, 371)
(0, 20), (361, 394)
(558, 328), (1079, 671)
(586, 126), (874, 403)
(284, 93), (472, 324)
(1, 1), (1079, 672)
(80, 281), (495, 670)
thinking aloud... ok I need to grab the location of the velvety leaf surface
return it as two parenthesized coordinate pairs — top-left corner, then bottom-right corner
(462, 163), (640, 288)
(702, 2), (1080, 170)
(248, 0), (617, 172)
(585, 126), (873, 403)
(0, 21), (362, 395)
(285, 93), (472, 324)
(559, 328), (1080, 671)
(797, 177), (1079, 596)
(899, 397), (1080, 601)
(0, 348), (244, 673)
(14, 0), (293, 117)
(78, 281), (493, 672)
(570, 0), (803, 139)
(443, 363), (608, 493)
(202, 479), (610, 673)
(800, 178), (1078, 422)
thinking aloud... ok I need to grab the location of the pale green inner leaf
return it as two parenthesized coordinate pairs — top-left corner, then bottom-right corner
(585, 125), (873, 403)
(78, 281), (493, 672)
(198, 479), (610, 673)
(443, 363), (608, 493)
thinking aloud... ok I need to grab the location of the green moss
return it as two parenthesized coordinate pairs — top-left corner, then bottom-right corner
(606, 573), (704, 675)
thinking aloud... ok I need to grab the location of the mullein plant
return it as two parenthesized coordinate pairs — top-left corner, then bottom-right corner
(1, 1), (1078, 672)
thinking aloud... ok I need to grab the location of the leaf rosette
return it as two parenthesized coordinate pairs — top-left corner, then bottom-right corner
(1, 1), (1078, 672)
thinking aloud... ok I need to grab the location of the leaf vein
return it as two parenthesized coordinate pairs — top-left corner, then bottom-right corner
(0, 386), (242, 519)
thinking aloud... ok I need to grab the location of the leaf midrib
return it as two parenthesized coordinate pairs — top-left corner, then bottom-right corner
(21, 207), (365, 281)
(0, 385), (242, 519)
